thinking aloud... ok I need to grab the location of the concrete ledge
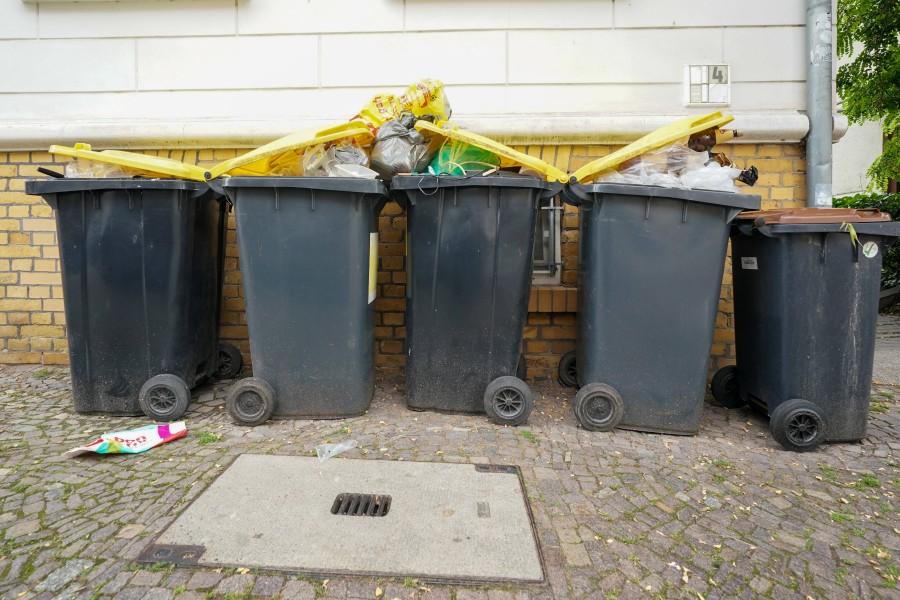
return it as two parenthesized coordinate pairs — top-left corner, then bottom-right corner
(0, 112), (847, 151)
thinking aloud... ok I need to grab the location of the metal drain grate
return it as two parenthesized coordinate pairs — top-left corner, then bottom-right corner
(331, 493), (391, 517)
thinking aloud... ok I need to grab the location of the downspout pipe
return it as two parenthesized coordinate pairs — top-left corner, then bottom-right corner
(806, 0), (834, 207)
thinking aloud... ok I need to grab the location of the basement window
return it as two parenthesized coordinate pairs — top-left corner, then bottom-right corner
(532, 195), (562, 285)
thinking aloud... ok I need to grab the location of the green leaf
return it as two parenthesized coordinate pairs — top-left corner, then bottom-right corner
(840, 222), (860, 249)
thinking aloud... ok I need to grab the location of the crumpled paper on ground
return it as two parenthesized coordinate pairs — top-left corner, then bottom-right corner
(63, 422), (187, 458)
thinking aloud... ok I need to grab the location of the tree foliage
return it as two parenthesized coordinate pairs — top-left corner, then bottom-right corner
(836, 0), (900, 189)
(833, 192), (900, 288)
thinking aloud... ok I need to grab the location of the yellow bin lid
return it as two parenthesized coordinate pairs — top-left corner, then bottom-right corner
(568, 111), (735, 183)
(414, 121), (568, 183)
(205, 122), (373, 179)
(49, 122), (374, 182)
(49, 143), (209, 181)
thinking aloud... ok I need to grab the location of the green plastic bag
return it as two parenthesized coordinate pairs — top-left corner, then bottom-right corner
(426, 138), (500, 175)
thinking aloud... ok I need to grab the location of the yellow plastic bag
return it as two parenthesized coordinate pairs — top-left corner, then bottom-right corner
(352, 79), (451, 133)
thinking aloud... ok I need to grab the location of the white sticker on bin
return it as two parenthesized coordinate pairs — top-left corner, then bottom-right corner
(368, 232), (378, 304)
(862, 241), (878, 258)
(741, 257), (758, 270)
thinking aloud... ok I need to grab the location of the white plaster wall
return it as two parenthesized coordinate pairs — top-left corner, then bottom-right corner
(0, 0), (815, 148)
(833, 120), (883, 196)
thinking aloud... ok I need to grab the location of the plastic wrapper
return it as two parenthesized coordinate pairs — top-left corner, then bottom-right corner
(315, 439), (357, 462)
(370, 113), (435, 181)
(352, 79), (451, 133)
(679, 162), (743, 193)
(426, 138), (500, 176)
(300, 140), (372, 177)
(65, 159), (128, 179)
(63, 422), (187, 458)
(597, 142), (746, 192)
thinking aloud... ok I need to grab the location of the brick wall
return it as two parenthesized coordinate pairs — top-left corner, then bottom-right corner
(0, 144), (805, 380)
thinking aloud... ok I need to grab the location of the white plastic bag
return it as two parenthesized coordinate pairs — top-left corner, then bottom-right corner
(315, 439), (358, 462)
(679, 162), (743, 193)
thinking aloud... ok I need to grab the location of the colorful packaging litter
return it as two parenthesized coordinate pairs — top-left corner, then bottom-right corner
(351, 79), (451, 134)
(63, 422), (187, 458)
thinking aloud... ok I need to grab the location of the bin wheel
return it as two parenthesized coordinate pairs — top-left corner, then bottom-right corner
(558, 351), (579, 388)
(226, 378), (275, 427)
(574, 383), (624, 432)
(769, 399), (826, 452)
(484, 376), (533, 427)
(711, 365), (745, 409)
(215, 343), (244, 380)
(139, 374), (191, 422)
(517, 354), (528, 381)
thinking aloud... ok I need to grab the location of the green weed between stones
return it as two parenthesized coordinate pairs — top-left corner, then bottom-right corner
(855, 474), (881, 490)
(197, 431), (223, 444)
(519, 429), (537, 443)
(819, 464), (839, 484)
(830, 510), (856, 524)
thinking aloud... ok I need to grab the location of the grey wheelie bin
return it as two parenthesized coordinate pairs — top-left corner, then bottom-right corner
(393, 172), (562, 426)
(25, 165), (239, 421)
(712, 208), (900, 451)
(221, 177), (389, 425)
(561, 183), (760, 434)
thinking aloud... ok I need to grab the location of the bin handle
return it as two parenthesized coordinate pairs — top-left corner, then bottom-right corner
(37, 167), (65, 179)
(206, 177), (226, 197)
(560, 185), (589, 207)
(415, 175), (442, 197)
(539, 182), (564, 202)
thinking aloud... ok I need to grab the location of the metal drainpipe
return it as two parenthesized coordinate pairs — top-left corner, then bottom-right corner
(806, 0), (834, 207)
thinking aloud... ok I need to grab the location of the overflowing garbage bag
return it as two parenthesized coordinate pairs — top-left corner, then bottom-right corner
(300, 139), (377, 178)
(597, 141), (758, 192)
(370, 111), (435, 180)
(426, 136), (501, 176)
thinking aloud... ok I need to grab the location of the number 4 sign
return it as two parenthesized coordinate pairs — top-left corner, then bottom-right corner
(684, 65), (731, 105)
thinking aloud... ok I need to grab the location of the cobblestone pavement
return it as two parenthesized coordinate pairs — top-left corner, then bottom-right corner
(1, 321), (899, 599)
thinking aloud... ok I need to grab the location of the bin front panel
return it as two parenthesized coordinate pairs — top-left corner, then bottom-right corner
(405, 185), (538, 412)
(51, 187), (218, 414)
(233, 186), (377, 417)
(576, 191), (734, 434)
(731, 228), (887, 441)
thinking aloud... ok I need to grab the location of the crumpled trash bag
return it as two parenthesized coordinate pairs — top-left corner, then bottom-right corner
(598, 142), (756, 193)
(370, 112), (435, 181)
(302, 140), (375, 177)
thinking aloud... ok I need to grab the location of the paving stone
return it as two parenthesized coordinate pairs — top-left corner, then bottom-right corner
(251, 575), (284, 596)
(281, 579), (316, 600)
(33, 559), (92, 593)
(769, 496), (792, 510)
(116, 524), (145, 539)
(184, 570), (222, 591)
(214, 573), (255, 595)
(129, 570), (163, 587)
(113, 587), (150, 600)
(559, 542), (591, 567)
(7, 519), (41, 538)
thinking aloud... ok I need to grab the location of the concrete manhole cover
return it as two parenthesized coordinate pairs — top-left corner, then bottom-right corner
(140, 455), (544, 583)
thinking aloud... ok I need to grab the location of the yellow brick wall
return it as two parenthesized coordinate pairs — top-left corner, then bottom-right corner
(0, 143), (805, 380)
